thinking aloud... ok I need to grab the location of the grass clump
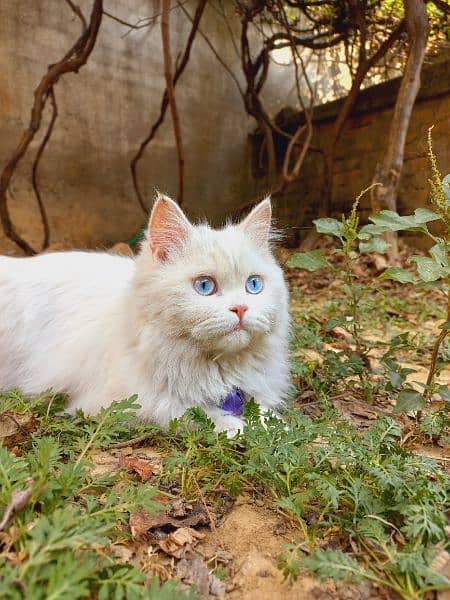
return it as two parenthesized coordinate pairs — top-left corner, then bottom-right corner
(0, 392), (195, 600)
(164, 403), (449, 599)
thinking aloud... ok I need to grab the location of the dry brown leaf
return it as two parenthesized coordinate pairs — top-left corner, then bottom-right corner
(159, 527), (205, 558)
(111, 544), (135, 564)
(175, 555), (211, 599)
(119, 456), (156, 482)
(0, 477), (34, 532)
(4, 550), (28, 566)
(0, 413), (39, 449)
(129, 510), (156, 538)
(129, 505), (209, 538)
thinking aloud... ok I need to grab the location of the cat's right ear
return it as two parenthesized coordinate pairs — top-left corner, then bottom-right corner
(147, 194), (192, 262)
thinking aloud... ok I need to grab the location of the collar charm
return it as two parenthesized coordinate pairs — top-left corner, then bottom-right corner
(220, 387), (246, 416)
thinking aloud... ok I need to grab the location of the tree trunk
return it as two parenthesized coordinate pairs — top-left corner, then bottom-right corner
(371, 0), (429, 264)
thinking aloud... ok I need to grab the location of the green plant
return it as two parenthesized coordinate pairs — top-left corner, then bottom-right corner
(288, 185), (382, 357)
(373, 130), (450, 411)
(0, 392), (195, 600)
(164, 404), (449, 599)
(288, 136), (450, 417)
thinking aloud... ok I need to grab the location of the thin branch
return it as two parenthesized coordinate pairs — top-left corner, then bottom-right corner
(64, 0), (87, 30)
(430, 0), (450, 14)
(103, 1), (189, 38)
(0, 0), (103, 254)
(210, 0), (241, 59)
(161, 0), (184, 206)
(178, 1), (244, 98)
(130, 0), (207, 213)
(103, 10), (154, 29)
(31, 88), (58, 250)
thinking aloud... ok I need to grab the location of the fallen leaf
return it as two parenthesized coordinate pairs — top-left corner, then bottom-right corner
(0, 478), (34, 532)
(176, 555), (210, 599)
(0, 413), (39, 449)
(431, 545), (450, 600)
(4, 551), (28, 566)
(119, 455), (157, 482)
(168, 498), (189, 518)
(159, 527), (205, 558)
(129, 504), (209, 538)
(111, 544), (134, 564)
(130, 510), (156, 538)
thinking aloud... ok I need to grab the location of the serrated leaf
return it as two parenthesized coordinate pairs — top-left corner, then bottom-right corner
(408, 256), (447, 282)
(313, 218), (343, 238)
(358, 237), (390, 254)
(394, 389), (426, 414)
(287, 251), (331, 272)
(379, 267), (416, 284)
(303, 549), (368, 584)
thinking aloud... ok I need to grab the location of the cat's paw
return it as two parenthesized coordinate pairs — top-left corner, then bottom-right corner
(213, 414), (244, 438)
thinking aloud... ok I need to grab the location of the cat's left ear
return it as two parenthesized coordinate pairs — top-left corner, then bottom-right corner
(239, 196), (272, 245)
(148, 193), (192, 262)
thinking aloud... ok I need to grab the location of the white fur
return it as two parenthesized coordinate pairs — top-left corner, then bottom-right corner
(0, 197), (290, 434)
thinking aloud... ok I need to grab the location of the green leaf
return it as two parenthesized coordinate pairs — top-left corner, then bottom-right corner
(442, 174), (450, 203)
(358, 224), (391, 237)
(358, 238), (390, 254)
(388, 370), (405, 388)
(379, 267), (416, 284)
(429, 243), (448, 267)
(287, 251), (331, 272)
(313, 218), (343, 238)
(413, 208), (441, 223)
(394, 389), (426, 414)
(303, 549), (368, 584)
(438, 385), (450, 401)
(325, 317), (344, 331)
(408, 256), (447, 282)
(369, 211), (425, 232)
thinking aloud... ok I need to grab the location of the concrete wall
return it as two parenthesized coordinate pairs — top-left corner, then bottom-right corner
(0, 0), (267, 254)
(2, 2), (449, 255)
(271, 60), (450, 246)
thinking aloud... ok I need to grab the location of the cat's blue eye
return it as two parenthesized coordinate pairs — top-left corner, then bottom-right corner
(245, 275), (264, 294)
(193, 276), (216, 296)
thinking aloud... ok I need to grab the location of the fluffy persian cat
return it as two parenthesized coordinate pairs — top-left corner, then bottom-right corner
(0, 195), (290, 434)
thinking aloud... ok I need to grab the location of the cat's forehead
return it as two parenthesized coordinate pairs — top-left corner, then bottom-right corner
(184, 224), (269, 275)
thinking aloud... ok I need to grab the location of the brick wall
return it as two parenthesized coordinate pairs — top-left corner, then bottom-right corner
(272, 60), (450, 247)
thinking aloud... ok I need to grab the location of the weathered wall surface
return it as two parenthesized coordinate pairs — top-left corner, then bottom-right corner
(0, 0), (268, 254)
(272, 60), (450, 246)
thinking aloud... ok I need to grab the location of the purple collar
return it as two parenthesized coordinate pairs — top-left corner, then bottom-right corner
(220, 387), (247, 416)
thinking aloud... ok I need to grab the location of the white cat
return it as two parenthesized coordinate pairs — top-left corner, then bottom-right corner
(0, 195), (290, 434)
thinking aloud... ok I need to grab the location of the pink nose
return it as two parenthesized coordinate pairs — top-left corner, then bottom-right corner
(229, 305), (248, 323)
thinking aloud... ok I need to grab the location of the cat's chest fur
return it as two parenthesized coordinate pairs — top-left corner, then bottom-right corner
(114, 316), (283, 424)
